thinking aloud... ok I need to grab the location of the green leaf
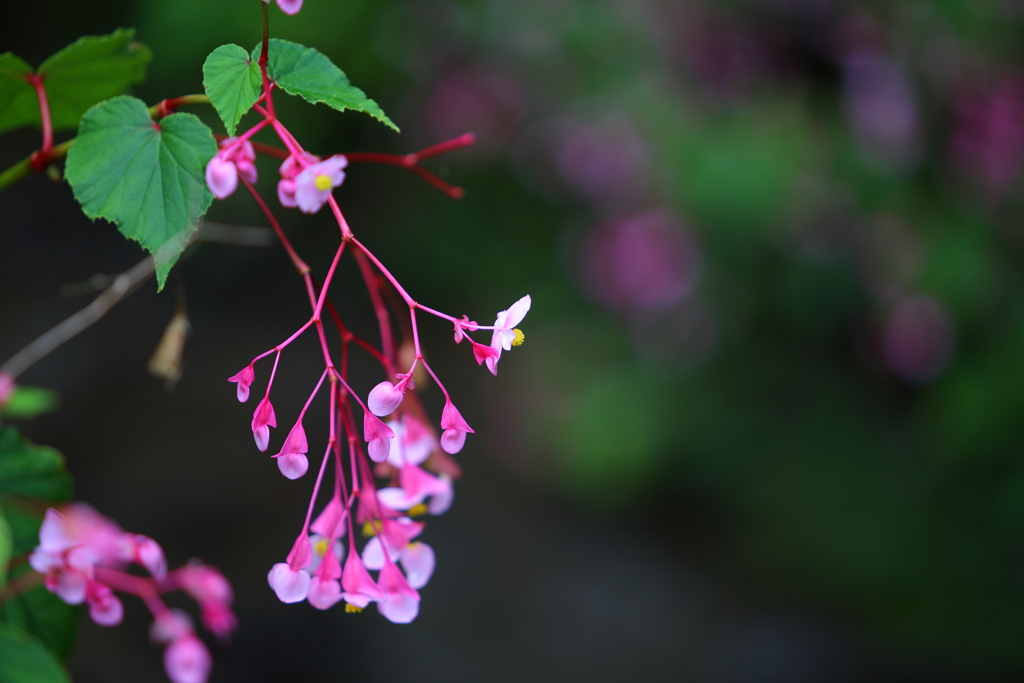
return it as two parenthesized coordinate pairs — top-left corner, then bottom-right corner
(251, 39), (398, 131)
(203, 43), (262, 136)
(0, 54), (35, 137)
(0, 426), (72, 555)
(65, 96), (217, 289)
(0, 29), (150, 136)
(0, 623), (70, 683)
(1, 388), (59, 420)
(0, 576), (78, 663)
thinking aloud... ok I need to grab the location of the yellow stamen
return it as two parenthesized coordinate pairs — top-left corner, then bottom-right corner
(362, 521), (378, 537)
(314, 173), (333, 191)
(511, 328), (525, 346)
(407, 504), (428, 517)
(345, 603), (363, 613)
(313, 538), (329, 557)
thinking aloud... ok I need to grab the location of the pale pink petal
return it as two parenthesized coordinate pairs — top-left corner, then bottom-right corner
(503, 294), (532, 330)
(277, 178), (297, 208)
(310, 496), (346, 537)
(377, 487), (413, 511)
(227, 365), (255, 403)
(276, 453), (308, 479)
(251, 397), (276, 452)
(267, 563), (310, 603)
(361, 536), (400, 570)
(55, 570), (87, 605)
(376, 560), (420, 624)
(440, 428), (466, 454)
(364, 412), (395, 463)
(307, 577), (342, 610)
(205, 155), (238, 199)
(164, 635), (211, 683)
(28, 549), (61, 574)
(38, 508), (71, 552)
(368, 381), (404, 416)
(276, 0), (303, 15)
(400, 542), (435, 589)
(87, 585), (124, 627)
(135, 536), (167, 578)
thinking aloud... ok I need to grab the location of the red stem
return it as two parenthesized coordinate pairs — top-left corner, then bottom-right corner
(28, 74), (53, 172)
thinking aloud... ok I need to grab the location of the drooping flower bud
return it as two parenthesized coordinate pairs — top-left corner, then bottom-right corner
(439, 398), (474, 454)
(368, 380), (404, 416)
(205, 154), (238, 200)
(227, 364), (255, 403)
(273, 422), (309, 479)
(251, 397), (277, 452)
(363, 412), (395, 462)
(164, 634), (212, 683)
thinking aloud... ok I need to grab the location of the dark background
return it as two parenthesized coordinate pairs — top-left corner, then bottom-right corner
(5, 0), (1024, 681)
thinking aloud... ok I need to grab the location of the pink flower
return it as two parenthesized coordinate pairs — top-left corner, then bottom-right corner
(164, 634), (211, 683)
(273, 422), (309, 479)
(310, 495), (347, 539)
(251, 396), (276, 452)
(439, 398), (473, 454)
(452, 316), (478, 343)
(307, 543), (343, 610)
(276, 0), (303, 15)
(294, 155), (348, 214)
(177, 565), (237, 639)
(267, 563), (310, 603)
(205, 138), (257, 200)
(227, 364), (255, 403)
(205, 154), (237, 199)
(86, 580), (124, 626)
(368, 373), (414, 417)
(471, 341), (499, 367)
(375, 557), (420, 624)
(486, 294), (531, 375)
(363, 411), (395, 463)
(384, 416), (434, 469)
(276, 151), (319, 208)
(132, 535), (168, 579)
(341, 550), (384, 609)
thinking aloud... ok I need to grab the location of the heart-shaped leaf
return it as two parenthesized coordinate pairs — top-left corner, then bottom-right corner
(203, 43), (262, 136)
(65, 96), (217, 289)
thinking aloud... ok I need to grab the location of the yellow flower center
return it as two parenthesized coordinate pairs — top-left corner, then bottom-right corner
(345, 603), (363, 613)
(314, 173), (333, 191)
(361, 521), (378, 537)
(512, 328), (525, 346)
(407, 504), (428, 517)
(313, 538), (329, 557)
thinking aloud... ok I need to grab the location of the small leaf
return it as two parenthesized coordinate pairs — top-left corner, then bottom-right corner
(65, 96), (217, 289)
(1, 387), (59, 420)
(0, 623), (70, 683)
(0, 54), (35, 136)
(251, 39), (398, 131)
(0, 29), (150, 136)
(0, 573), (78, 663)
(203, 44), (262, 136)
(0, 426), (72, 555)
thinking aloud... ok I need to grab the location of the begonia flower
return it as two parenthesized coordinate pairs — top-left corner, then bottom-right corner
(368, 379), (407, 416)
(377, 465), (452, 514)
(273, 422), (309, 479)
(293, 155), (348, 214)
(310, 496), (347, 538)
(384, 416), (434, 469)
(363, 411), (395, 462)
(267, 563), (310, 603)
(227, 364), (255, 402)
(251, 396), (277, 452)
(440, 398), (474, 454)
(486, 294), (531, 375)
(86, 580), (124, 626)
(205, 154), (237, 199)
(341, 549), (384, 609)
(362, 538), (435, 590)
(376, 557), (420, 624)
(133, 535), (168, 579)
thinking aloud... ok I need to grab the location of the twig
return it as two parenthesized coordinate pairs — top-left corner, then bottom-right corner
(1, 257), (156, 379)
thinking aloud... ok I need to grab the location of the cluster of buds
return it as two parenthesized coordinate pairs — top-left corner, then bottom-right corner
(206, 7), (529, 623)
(30, 504), (236, 683)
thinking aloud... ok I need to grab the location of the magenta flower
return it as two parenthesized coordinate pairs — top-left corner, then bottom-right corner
(439, 398), (474, 454)
(205, 138), (257, 200)
(268, 533), (313, 603)
(310, 495), (347, 538)
(341, 550), (384, 609)
(163, 634), (212, 683)
(367, 375), (413, 417)
(362, 537), (436, 590)
(273, 422), (309, 479)
(377, 465), (452, 515)
(363, 411), (395, 463)
(383, 416), (434, 469)
(486, 294), (531, 375)
(376, 557), (420, 624)
(251, 396), (277, 451)
(176, 565), (237, 639)
(86, 581), (124, 626)
(227, 364), (255, 403)
(294, 155), (348, 214)
(132, 535), (168, 579)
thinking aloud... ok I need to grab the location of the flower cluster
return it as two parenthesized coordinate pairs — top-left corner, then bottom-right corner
(30, 504), (236, 683)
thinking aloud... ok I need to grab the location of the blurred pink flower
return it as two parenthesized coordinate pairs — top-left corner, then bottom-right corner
(881, 294), (955, 383)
